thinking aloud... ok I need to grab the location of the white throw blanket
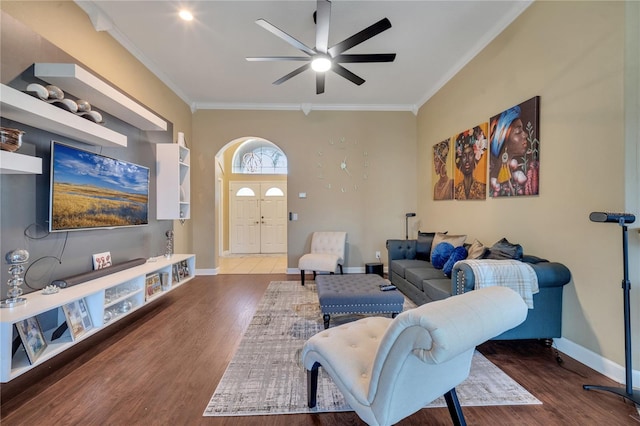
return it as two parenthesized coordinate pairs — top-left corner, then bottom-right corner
(458, 259), (539, 309)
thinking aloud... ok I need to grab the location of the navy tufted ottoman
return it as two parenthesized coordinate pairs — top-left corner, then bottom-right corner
(315, 274), (405, 329)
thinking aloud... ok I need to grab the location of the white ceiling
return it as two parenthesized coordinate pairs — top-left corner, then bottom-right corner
(76, 0), (531, 113)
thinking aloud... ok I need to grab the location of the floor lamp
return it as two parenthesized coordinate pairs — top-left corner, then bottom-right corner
(405, 213), (416, 240)
(583, 211), (640, 405)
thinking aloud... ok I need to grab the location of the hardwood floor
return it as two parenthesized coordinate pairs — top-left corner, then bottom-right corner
(1, 274), (638, 425)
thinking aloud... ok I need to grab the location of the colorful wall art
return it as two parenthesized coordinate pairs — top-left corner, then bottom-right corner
(453, 123), (488, 200)
(489, 96), (540, 197)
(432, 138), (454, 200)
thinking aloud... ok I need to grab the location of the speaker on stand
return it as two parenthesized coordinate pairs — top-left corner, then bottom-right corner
(583, 212), (640, 405)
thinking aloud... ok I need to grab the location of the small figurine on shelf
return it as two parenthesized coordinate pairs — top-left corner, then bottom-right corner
(165, 230), (174, 258)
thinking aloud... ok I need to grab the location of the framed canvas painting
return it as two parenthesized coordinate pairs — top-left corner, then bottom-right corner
(432, 138), (454, 200)
(489, 96), (540, 197)
(453, 123), (488, 200)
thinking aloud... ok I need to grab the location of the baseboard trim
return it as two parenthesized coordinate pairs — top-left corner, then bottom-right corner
(195, 268), (218, 275)
(290, 266), (389, 275)
(554, 337), (640, 387)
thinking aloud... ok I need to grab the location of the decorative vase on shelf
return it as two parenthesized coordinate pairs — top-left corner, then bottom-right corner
(165, 230), (174, 258)
(1, 249), (29, 308)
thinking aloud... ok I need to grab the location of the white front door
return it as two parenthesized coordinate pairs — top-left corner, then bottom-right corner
(230, 182), (261, 253)
(260, 183), (287, 253)
(230, 181), (287, 254)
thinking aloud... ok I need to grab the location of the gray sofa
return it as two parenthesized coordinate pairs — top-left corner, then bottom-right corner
(386, 238), (572, 340)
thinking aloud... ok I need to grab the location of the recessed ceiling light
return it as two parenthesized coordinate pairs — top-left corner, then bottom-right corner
(179, 10), (193, 21)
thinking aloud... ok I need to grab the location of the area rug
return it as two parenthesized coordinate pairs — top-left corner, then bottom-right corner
(203, 280), (540, 417)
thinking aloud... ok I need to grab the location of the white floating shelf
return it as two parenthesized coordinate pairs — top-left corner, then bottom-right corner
(0, 151), (42, 174)
(34, 63), (168, 132)
(0, 84), (127, 148)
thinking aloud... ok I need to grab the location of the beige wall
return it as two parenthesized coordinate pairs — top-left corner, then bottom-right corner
(0, 1), (194, 253)
(192, 110), (417, 271)
(418, 1), (637, 369)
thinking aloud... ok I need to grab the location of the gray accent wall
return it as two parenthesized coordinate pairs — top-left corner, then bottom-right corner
(1, 18), (173, 295)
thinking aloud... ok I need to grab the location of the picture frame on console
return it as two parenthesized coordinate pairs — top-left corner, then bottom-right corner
(145, 272), (162, 300)
(15, 316), (48, 364)
(172, 264), (181, 283)
(179, 260), (190, 279)
(62, 299), (94, 341)
(92, 251), (112, 270)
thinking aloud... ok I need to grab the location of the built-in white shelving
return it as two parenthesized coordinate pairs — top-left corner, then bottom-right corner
(156, 144), (190, 220)
(34, 63), (167, 132)
(0, 151), (42, 174)
(0, 83), (127, 147)
(0, 254), (195, 382)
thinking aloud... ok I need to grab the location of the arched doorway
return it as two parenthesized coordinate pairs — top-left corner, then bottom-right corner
(215, 137), (288, 273)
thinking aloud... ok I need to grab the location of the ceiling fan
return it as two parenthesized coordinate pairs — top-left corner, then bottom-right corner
(246, 0), (396, 94)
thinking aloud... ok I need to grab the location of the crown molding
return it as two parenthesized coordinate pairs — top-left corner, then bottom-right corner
(193, 102), (418, 115)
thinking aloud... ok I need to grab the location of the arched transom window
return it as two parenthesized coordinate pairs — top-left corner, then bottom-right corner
(232, 139), (287, 174)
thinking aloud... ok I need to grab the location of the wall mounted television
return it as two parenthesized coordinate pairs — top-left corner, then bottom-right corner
(49, 141), (150, 232)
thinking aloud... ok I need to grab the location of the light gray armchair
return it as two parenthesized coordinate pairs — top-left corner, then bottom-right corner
(301, 286), (528, 426)
(298, 231), (346, 286)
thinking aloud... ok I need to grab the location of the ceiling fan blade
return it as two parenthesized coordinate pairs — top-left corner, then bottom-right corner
(332, 64), (365, 86)
(256, 19), (316, 56)
(315, 0), (331, 54)
(316, 72), (325, 94)
(273, 63), (311, 85)
(334, 53), (396, 63)
(247, 57), (310, 62)
(328, 18), (392, 57)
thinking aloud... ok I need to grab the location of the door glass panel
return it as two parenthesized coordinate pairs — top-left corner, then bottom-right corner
(236, 187), (255, 196)
(265, 187), (284, 197)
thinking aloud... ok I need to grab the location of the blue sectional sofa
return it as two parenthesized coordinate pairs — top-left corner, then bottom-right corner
(386, 238), (572, 341)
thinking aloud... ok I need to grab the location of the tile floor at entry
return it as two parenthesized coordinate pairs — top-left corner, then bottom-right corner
(218, 254), (287, 274)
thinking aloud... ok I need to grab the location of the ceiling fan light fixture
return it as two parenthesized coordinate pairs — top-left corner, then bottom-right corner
(311, 56), (332, 72)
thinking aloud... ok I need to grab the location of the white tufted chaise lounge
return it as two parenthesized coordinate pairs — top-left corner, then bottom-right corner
(298, 232), (347, 286)
(302, 286), (528, 426)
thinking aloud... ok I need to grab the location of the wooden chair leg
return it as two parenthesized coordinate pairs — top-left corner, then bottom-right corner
(300, 270), (305, 286)
(307, 362), (320, 408)
(444, 388), (467, 426)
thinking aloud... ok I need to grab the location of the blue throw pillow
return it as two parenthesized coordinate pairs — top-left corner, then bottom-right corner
(431, 242), (454, 269)
(443, 246), (469, 277)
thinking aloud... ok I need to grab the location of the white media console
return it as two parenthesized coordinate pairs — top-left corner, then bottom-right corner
(0, 254), (195, 383)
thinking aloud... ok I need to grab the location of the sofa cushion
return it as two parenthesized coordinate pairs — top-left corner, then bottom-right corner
(484, 237), (523, 260)
(422, 278), (452, 301)
(443, 246), (468, 277)
(467, 239), (487, 259)
(432, 242), (454, 269)
(416, 231), (447, 261)
(405, 267), (447, 291)
(431, 232), (467, 262)
(390, 259), (431, 279)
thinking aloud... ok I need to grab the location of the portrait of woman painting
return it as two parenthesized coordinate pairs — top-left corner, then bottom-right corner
(432, 138), (454, 200)
(489, 96), (540, 197)
(453, 123), (488, 200)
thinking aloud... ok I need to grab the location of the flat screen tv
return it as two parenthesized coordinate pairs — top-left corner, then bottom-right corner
(49, 141), (150, 232)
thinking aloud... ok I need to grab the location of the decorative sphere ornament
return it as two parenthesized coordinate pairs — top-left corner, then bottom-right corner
(1, 249), (29, 308)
